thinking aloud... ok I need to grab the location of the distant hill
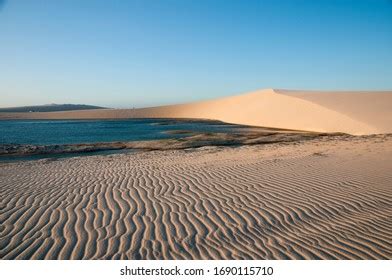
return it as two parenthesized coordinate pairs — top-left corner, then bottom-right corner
(0, 104), (107, 113)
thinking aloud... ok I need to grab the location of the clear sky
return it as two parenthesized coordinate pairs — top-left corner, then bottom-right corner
(1, 0), (392, 108)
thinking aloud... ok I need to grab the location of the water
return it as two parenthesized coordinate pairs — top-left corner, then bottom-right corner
(0, 119), (244, 145)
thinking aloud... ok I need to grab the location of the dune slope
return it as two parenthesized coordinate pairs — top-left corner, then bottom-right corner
(0, 89), (391, 135)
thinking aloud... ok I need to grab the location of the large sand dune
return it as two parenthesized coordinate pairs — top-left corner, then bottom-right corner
(1, 135), (392, 259)
(1, 89), (391, 135)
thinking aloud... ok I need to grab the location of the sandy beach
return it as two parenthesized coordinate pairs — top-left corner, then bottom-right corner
(1, 134), (392, 259)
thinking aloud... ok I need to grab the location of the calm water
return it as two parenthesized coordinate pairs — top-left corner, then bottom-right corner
(0, 119), (244, 145)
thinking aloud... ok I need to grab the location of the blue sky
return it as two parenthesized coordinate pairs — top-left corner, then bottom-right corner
(1, 0), (391, 108)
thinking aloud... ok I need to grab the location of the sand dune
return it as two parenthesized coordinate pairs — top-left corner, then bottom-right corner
(1, 89), (391, 135)
(1, 135), (392, 259)
(277, 89), (392, 133)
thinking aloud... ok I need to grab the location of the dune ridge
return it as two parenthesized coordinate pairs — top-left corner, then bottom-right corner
(1, 135), (392, 259)
(0, 89), (391, 135)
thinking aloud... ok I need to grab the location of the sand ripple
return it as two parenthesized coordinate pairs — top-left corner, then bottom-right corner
(1, 135), (392, 259)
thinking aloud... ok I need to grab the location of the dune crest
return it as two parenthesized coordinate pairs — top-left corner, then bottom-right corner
(1, 89), (391, 135)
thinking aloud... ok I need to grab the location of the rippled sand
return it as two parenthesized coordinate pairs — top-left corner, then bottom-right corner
(1, 135), (392, 259)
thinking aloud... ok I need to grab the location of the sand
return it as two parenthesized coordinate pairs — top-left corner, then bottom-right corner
(1, 89), (391, 135)
(1, 134), (392, 260)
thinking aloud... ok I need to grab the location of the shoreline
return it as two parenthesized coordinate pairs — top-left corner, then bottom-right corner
(1, 127), (342, 161)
